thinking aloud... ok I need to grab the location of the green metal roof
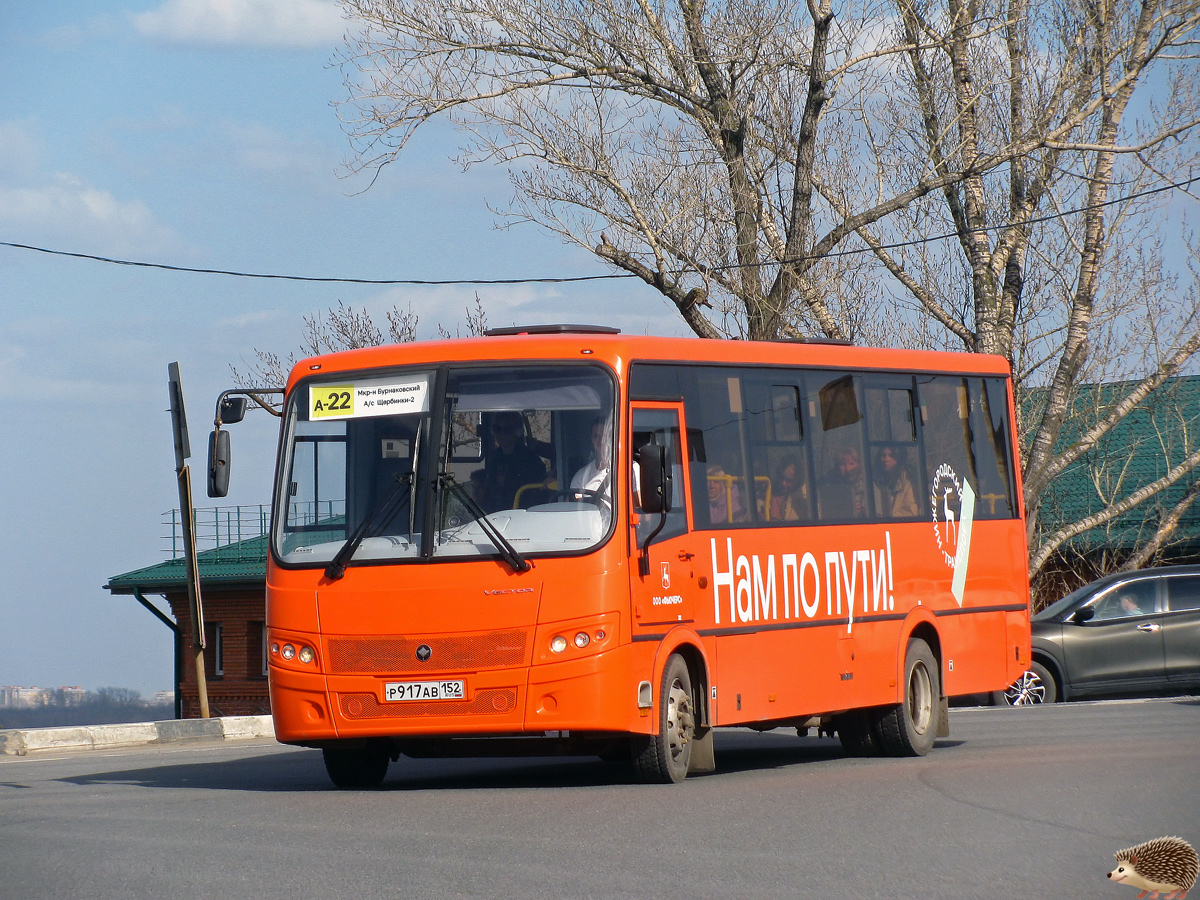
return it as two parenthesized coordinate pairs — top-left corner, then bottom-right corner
(105, 534), (268, 595)
(1032, 374), (1200, 553)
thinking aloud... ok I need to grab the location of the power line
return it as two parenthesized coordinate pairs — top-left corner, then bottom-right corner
(2, 174), (1195, 286)
(0, 241), (632, 284)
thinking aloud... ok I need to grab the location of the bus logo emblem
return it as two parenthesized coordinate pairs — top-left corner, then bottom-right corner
(416, 644), (432, 661)
(661, 563), (671, 590)
(930, 463), (976, 607)
(930, 463), (962, 564)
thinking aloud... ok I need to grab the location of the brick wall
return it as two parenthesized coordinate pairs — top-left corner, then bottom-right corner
(166, 588), (271, 718)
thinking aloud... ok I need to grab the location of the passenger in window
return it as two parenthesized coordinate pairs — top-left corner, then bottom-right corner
(820, 446), (868, 519)
(707, 464), (748, 524)
(767, 454), (804, 521)
(1119, 594), (1146, 616)
(480, 411), (547, 512)
(571, 416), (612, 506)
(873, 445), (918, 518)
(1095, 591), (1149, 620)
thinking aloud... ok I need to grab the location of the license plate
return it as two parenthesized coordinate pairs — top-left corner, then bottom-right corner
(383, 680), (465, 702)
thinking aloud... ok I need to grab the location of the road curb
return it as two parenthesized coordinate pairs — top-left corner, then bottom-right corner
(0, 715), (275, 756)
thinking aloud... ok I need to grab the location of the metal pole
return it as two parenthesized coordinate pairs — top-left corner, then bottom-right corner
(168, 362), (210, 719)
(178, 465), (210, 718)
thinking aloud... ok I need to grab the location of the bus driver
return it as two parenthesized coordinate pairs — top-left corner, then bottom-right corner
(571, 416), (613, 507)
(480, 411), (546, 512)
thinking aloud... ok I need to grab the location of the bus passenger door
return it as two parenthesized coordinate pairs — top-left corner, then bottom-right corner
(629, 404), (700, 627)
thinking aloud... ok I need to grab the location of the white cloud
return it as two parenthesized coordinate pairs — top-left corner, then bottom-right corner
(0, 119), (179, 256)
(0, 172), (177, 257)
(131, 0), (344, 49)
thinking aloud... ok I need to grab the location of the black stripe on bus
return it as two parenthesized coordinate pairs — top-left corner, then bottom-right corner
(933, 603), (1028, 617)
(630, 603), (1026, 642)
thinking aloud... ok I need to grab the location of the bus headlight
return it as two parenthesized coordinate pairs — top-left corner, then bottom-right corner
(281, 644), (296, 660)
(535, 613), (618, 663)
(298, 646), (315, 664)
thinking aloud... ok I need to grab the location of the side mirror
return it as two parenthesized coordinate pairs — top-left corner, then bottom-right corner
(637, 443), (672, 514)
(219, 396), (249, 425)
(207, 429), (231, 498)
(1072, 606), (1095, 624)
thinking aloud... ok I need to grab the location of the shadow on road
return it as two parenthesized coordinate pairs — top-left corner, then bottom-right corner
(56, 731), (853, 792)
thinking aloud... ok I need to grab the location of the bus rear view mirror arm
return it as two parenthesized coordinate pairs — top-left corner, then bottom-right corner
(205, 388), (282, 498)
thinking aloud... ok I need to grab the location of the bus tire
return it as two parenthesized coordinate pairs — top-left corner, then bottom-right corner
(323, 744), (390, 789)
(878, 638), (939, 757)
(633, 653), (695, 783)
(836, 709), (884, 757)
(595, 739), (633, 763)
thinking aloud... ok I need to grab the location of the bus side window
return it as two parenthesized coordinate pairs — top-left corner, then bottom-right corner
(631, 408), (687, 544)
(864, 376), (921, 521)
(970, 378), (1016, 519)
(808, 373), (869, 521)
(744, 379), (811, 523)
(685, 368), (753, 528)
(917, 375), (976, 501)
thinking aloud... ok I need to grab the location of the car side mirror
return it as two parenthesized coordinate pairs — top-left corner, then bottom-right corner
(1072, 607), (1094, 624)
(637, 444), (671, 514)
(207, 429), (231, 498)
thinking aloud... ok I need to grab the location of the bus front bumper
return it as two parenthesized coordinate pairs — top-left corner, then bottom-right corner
(268, 645), (652, 745)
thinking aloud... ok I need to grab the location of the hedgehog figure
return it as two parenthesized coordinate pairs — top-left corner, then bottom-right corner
(1107, 836), (1199, 900)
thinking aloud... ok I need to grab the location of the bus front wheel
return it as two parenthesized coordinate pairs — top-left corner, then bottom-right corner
(633, 653), (695, 783)
(877, 638), (939, 757)
(323, 744), (390, 789)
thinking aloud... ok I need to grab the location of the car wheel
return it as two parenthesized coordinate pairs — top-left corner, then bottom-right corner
(997, 660), (1057, 706)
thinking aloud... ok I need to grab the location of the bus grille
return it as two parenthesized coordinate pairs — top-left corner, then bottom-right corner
(326, 630), (528, 674)
(339, 689), (518, 718)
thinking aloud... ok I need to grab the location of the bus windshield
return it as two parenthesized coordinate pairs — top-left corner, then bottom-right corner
(273, 363), (617, 569)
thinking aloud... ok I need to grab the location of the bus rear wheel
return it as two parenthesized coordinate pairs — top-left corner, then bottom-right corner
(633, 653), (695, 783)
(877, 638), (939, 757)
(323, 744), (390, 789)
(836, 709), (884, 757)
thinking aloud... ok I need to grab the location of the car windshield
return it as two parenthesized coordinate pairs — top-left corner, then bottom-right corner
(272, 363), (617, 568)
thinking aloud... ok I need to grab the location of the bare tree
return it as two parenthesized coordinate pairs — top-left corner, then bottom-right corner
(232, 297), (488, 387)
(337, 0), (1062, 341)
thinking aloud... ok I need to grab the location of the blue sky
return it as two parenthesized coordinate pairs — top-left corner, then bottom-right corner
(0, 1), (685, 696)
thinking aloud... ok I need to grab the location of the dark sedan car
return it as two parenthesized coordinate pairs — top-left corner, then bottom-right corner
(1000, 565), (1200, 705)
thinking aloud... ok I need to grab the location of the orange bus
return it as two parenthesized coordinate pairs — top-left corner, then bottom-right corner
(235, 325), (1030, 786)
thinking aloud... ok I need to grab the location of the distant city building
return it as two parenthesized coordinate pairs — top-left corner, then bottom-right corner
(0, 686), (88, 708)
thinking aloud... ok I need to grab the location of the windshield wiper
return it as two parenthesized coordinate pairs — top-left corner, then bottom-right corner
(324, 472), (413, 581)
(440, 474), (531, 573)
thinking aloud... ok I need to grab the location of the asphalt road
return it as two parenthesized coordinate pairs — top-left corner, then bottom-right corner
(2, 698), (1198, 900)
